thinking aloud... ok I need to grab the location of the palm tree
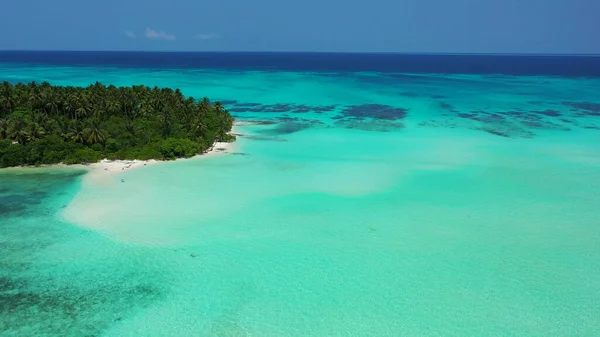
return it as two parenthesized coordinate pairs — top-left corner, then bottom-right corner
(0, 118), (9, 139)
(27, 123), (46, 142)
(53, 118), (70, 140)
(64, 95), (78, 119)
(0, 80), (236, 166)
(190, 113), (207, 140)
(9, 118), (29, 144)
(214, 101), (224, 114)
(32, 112), (49, 125)
(28, 91), (42, 112)
(158, 109), (172, 137)
(139, 99), (153, 118)
(106, 99), (121, 116)
(199, 97), (211, 115)
(66, 121), (86, 144)
(45, 96), (59, 116)
(0, 94), (16, 115)
(84, 119), (108, 145)
(76, 105), (89, 120)
(90, 106), (105, 120)
(217, 115), (233, 141)
(39, 113), (55, 132)
(123, 118), (136, 135)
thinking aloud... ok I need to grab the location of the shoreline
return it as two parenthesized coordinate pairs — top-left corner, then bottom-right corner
(2, 125), (241, 179)
(83, 140), (235, 184)
(0, 140), (236, 179)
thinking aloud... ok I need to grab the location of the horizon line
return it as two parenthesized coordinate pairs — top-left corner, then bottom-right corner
(1, 50), (599, 57)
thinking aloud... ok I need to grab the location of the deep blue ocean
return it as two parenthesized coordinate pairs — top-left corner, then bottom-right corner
(1, 51), (600, 76)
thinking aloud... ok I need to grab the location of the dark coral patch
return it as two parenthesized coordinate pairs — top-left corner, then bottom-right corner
(324, 100), (409, 130)
(311, 105), (337, 113)
(236, 134), (288, 142)
(495, 111), (522, 117)
(276, 117), (300, 122)
(457, 112), (477, 119)
(0, 275), (161, 336)
(219, 100), (238, 105)
(583, 125), (600, 130)
(453, 110), (566, 138)
(340, 104), (408, 120)
(228, 108), (253, 112)
(458, 111), (505, 123)
(270, 123), (312, 135)
(480, 128), (511, 137)
(560, 119), (576, 124)
(234, 120), (277, 126)
(0, 193), (43, 217)
(439, 102), (455, 111)
(458, 109), (571, 133)
(478, 126), (534, 139)
(418, 120), (459, 129)
(227, 102), (337, 114)
(531, 110), (561, 117)
(335, 119), (404, 132)
(520, 120), (570, 131)
(235, 102), (263, 107)
(269, 118), (324, 135)
(563, 102), (600, 116)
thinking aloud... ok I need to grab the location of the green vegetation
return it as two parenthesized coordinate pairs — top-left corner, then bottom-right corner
(0, 81), (235, 168)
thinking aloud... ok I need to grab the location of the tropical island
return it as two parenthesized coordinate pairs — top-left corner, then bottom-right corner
(0, 81), (235, 168)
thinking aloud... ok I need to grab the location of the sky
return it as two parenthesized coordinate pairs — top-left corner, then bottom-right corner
(0, 0), (597, 54)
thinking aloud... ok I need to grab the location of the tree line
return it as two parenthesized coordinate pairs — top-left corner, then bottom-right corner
(0, 81), (235, 167)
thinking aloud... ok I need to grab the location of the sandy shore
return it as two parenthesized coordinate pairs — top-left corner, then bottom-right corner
(1, 139), (236, 182)
(83, 141), (235, 184)
(2, 124), (242, 184)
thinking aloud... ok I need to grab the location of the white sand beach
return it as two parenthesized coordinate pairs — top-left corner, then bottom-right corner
(83, 140), (236, 185)
(60, 139), (237, 244)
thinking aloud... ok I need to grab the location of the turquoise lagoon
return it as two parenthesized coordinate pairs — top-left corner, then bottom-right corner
(1, 57), (600, 336)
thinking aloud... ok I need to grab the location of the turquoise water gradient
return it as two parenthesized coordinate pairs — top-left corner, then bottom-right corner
(2, 64), (600, 336)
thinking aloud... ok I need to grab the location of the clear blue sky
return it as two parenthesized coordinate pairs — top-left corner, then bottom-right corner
(0, 0), (597, 54)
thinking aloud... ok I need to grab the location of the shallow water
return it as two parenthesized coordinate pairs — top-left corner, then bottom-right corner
(2, 56), (600, 336)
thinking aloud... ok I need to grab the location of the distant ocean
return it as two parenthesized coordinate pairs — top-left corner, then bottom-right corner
(2, 51), (600, 336)
(2, 50), (600, 75)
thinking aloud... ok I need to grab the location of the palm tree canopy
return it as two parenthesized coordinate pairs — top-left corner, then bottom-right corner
(0, 81), (235, 167)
